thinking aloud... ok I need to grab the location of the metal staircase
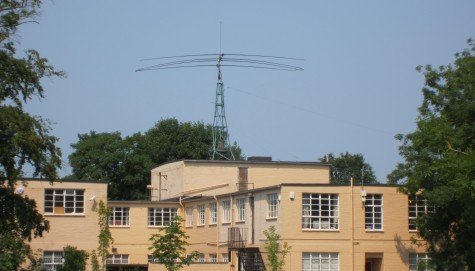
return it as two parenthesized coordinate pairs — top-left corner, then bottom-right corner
(238, 248), (266, 271)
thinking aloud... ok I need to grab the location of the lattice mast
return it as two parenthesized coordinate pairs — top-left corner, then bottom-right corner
(136, 53), (303, 161)
(212, 54), (234, 160)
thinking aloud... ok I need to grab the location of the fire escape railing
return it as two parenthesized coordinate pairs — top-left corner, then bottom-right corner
(228, 227), (247, 249)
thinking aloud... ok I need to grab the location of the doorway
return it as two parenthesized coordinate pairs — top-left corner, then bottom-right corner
(365, 253), (383, 271)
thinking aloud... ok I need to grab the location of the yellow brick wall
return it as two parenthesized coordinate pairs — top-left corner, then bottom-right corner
(278, 185), (427, 271)
(151, 161), (330, 200)
(108, 201), (181, 265)
(20, 179), (107, 271)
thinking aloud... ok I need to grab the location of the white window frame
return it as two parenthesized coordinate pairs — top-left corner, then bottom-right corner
(198, 254), (205, 263)
(222, 200), (231, 223)
(185, 207), (193, 227)
(209, 253), (217, 263)
(44, 189), (85, 215)
(409, 253), (433, 271)
(222, 253), (229, 263)
(302, 252), (339, 271)
(302, 193), (339, 230)
(148, 255), (160, 263)
(109, 207), (130, 227)
(106, 254), (129, 264)
(198, 205), (205, 226)
(148, 207), (177, 227)
(364, 194), (383, 231)
(42, 251), (63, 271)
(209, 202), (217, 224)
(408, 195), (429, 231)
(267, 193), (279, 219)
(236, 198), (246, 222)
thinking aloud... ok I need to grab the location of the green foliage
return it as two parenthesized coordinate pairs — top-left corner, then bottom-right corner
(68, 118), (244, 200)
(57, 246), (89, 271)
(90, 250), (100, 271)
(319, 152), (377, 184)
(149, 216), (200, 271)
(263, 226), (291, 271)
(97, 201), (113, 271)
(388, 39), (475, 270)
(0, 1), (63, 269)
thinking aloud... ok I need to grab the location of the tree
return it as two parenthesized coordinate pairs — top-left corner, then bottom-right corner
(388, 39), (475, 270)
(68, 118), (244, 200)
(0, 0), (64, 269)
(263, 226), (291, 271)
(57, 246), (89, 271)
(149, 216), (200, 271)
(319, 152), (377, 184)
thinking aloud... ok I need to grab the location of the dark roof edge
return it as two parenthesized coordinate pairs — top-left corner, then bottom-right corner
(281, 183), (400, 187)
(108, 200), (179, 205)
(18, 178), (108, 184)
(216, 183), (401, 198)
(216, 185), (282, 198)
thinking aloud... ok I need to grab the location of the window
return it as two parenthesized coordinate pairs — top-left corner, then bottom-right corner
(198, 254), (205, 263)
(222, 253), (229, 263)
(109, 207), (130, 227)
(107, 254), (129, 264)
(236, 198), (246, 222)
(267, 193), (279, 218)
(198, 205), (205, 226)
(185, 207), (193, 227)
(148, 255), (160, 263)
(365, 194), (382, 231)
(209, 254), (217, 262)
(44, 189), (84, 214)
(302, 253), (339, 271)
(302, 194), (339, 230)
(209, 202), (217, 224)
(222, 200), (231, 223)
(42, 251), (63, 271)
(148, 208), (177, 227)
(409, 253), (433, 271)
(409, 195), (429, 231)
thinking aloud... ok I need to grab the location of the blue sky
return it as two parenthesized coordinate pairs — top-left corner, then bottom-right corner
(19, 1), (475, 181)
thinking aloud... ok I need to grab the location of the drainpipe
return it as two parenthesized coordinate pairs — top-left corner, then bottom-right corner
(158, 172), (162, 201)
(351, 177), (355, 271)
(214, 195), (220, 262)
(179, 196), (185, 217)
(249, 193), (255, 245)
(230, 196), (234, 271)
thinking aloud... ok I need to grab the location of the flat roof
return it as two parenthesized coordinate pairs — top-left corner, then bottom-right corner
(155, 159), (330, 168)
(108, 200), (179, 205)
(18, 178), (108, 184)
(214, 182), (400, 198)
(281, 182), (400, 187)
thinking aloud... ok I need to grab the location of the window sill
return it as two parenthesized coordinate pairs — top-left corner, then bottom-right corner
(209, 223), (217, 227)
(266, 217), (278, 221)
(148, 226), (167, 228)
(197, 225), (205, 227)
(44, 214), (85, 217)
(221, 222), (231, 225)
(235, 221), (245, 224)
(109, 225), (131, 228)
(302, 229), (340, 232)
(365, 230), (384, 233)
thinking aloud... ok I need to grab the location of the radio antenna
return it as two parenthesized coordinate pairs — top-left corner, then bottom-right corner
(136, 32), (304, 160)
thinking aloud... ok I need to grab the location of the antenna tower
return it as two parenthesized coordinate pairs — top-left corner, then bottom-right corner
(136, 52), (303, 160)
(212, 54), (234, 159)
